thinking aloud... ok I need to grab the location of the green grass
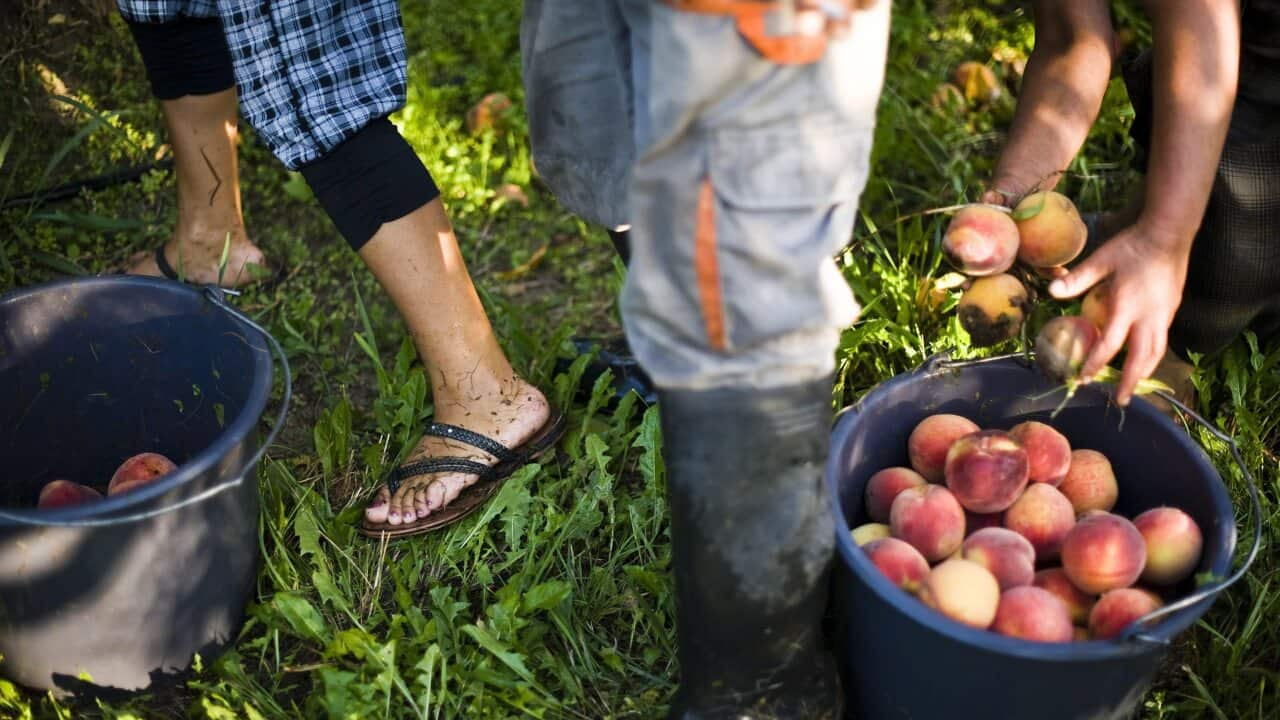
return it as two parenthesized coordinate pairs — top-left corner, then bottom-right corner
(0, 1), (1276, 718)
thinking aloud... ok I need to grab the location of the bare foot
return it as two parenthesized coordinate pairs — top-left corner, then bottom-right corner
(126, 226), (269, 288)
(364, 378), (551, 527)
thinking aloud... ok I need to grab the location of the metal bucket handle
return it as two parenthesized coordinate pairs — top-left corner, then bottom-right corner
(0, 286), (292, 527)
(923, 351), (1264, 647)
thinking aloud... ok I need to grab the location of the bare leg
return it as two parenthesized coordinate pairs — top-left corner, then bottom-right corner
(127, 87), (268, 286)
(360, 198), (550, 526)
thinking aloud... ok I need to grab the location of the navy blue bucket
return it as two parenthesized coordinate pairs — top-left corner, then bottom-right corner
(0, 276), (289, 694)
(826, 354), (1259, 720)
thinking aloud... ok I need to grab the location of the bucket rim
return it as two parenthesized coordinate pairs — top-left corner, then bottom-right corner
(826, 356), (1233, 660)
(0, 275), (274, 523)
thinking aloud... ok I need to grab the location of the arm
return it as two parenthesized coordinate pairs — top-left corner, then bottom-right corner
(983, 0), (1114, 203)
(1048, 0), (1240, 405)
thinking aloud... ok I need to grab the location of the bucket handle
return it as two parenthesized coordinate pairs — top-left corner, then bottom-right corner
(0, 286), (292, 527)
(919, 351), (1264, 646)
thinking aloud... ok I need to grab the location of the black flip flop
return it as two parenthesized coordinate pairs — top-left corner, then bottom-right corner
(153, 245), (285, 290)
(358, 410), (566, 539)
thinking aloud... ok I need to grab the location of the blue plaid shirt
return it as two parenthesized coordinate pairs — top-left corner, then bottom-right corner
(119, 0), (407, 169)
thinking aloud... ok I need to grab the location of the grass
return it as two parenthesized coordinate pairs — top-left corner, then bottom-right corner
(0, 1), (1276, 718)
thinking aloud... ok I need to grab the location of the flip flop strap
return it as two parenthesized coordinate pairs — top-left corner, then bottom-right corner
(154, 246), (181, 281)
(422, 422), (516, 462)
(386, 457), (496, 496)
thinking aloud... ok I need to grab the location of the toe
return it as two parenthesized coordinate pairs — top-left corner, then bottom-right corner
(388, 485), (413, 526)
(364, 485), (391, 524)
(441, 473), (477, 507)
(413, 486), (431, 518)
(425, 478), (449, 512)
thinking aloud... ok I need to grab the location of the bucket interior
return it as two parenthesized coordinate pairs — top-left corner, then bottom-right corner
(0, 278), (269, 507)
(829, 356), (1237, 650)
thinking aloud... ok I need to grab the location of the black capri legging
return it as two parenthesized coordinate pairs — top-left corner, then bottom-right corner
(125, 13), (439, 251)
(1124, 51), (1280, 358)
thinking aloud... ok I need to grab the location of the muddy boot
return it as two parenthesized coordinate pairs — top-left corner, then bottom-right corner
(660, 377), (841, 720)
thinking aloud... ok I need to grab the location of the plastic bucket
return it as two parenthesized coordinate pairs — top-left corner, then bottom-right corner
(826, 354), (1259, 720)
(0, 276), (289, 694)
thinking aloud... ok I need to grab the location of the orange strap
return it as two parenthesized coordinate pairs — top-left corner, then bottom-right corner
(694, 180), (728, 351)
(663, 0), (829, 66)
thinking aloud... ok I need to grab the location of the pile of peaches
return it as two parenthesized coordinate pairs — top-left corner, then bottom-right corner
(944, 191), (1097, 349)
(33, 452), (178, 510)
(853, 414), (1204, 643)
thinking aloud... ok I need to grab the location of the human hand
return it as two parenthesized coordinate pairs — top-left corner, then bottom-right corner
(1045, 219), (1191, 405)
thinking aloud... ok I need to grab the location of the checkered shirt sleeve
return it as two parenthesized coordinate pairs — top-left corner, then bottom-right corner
(118, 0), (409, 169)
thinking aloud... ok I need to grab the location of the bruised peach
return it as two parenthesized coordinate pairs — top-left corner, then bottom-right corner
(1081, 282), (1112, 330)
(1013, 191), (1087, 268)
(865, 467), (928, 523)
(1009, 421), (1072, 486)
(943, 206), (1020, 277)
(1088, 588), (1163, 640)
(1033, 567), (1096, 625)
(1035, 316), (1100, 383)
(962, 527), (1035, 590)
(958, 273), (1028, 347)
(851, 522), (892, 547)
(952, 61), (1001, 103)
(1003, 484), (1076, 562)
(37, 479), (102, 509)
(1059, 449), (1118, 514)
(944, 430), (1029, 513)
(889, 485), (966, 563)
(1133, 507), (1204, 586)
(992, 586), (1074, 643)
(919, 558), (1001, 629)
(864, 538), (931, 592)
(908, 414), (980, 483)
(1061, 513), (1147, 595)
(109, 452), (177, 496)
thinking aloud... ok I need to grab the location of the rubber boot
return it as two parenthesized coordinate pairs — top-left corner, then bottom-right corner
(660, 377), (841, 720)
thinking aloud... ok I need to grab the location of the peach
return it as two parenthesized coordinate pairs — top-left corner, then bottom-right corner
(851, 522), (892, 547)
(930, 82), (965, 110)
(1013, 191), (1087, 268)
(1058, 449), (1118, 514)
(465, 92), (513, 134)
(919, 558), (1001, 629)
(958, 273), (1028, 347)
(1003, 484), (1076, 562)
(1033, 567), (1096, 625)
(952, 61), (1001, 103)
(991, 586), (1074, 643)
(965, 510), (1003, 535)
(1061, 512), (1147, 594)
(908, 414), (980, 482)
(944, 430), (1029, 513)
(1081, 282), (1112, 330)
(889, 485), (966, 563)
(1035, 316), (1100, 383)
(1088, 588), (1163, 640)
(1008, 421), (1072, 486)
(865, 467), (928, 523)
(1133, 507), (1204, 586)
(109, 452), (177, 496)
(864, 538), (931, 592)
(37, 479), (103, 510)
(962, 527), (1035, 590)
(942, 206), (1020, 277)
